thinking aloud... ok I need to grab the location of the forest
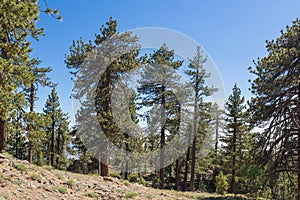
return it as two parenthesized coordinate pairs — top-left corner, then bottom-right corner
(1, 1), (300, 199)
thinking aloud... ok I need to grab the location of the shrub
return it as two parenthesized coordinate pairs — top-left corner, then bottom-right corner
(128, 173), (138, 182)
(125, 191), (138, 199)
(85, 192), (98, 198)
(65, 179), (76, 189)
(109, 171), (120, 178)
(216, 171), (228, 195)
(124, 180), (130, 186)
(30, 173), (41, 182)
(57, 187), (68, 194)
(42, 165), (53, 171)
(138, 177), (146, 186)
(15, 163), (27, 172)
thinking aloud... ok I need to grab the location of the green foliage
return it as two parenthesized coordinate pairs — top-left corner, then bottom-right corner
(84, 192), (98, 198)
(65, 179), (76, 189)
(109, 171), (121, 178)
(216, 171), (228, 195)
(220, 84), (251, 193)
(29, 173), (41, 182)
(15, 163), (27, 172)
(42, 165), (53, 171)
(43, 88), (70, 169)
(56, 187), (68, 194)
(249, 18), (300, 198)
(65, 17), (141, 176)
(125, 191), (138, 199)
(128, 173), (139, 182)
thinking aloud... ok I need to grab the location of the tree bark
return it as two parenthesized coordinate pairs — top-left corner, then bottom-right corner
(50, 118), (55, 166)
(190, 68), (199, 192)
(100, 152), (109, 176)
(28, 84), (35, 163)
(215, 114), (219, 151)
(125, 133), (129, 180)
(175, 159), (180, 191)
(159, 85), (166, 189)
(0, 119), (8, 152)
(183, 125), (192, 191)
(230, 117), (237, 194)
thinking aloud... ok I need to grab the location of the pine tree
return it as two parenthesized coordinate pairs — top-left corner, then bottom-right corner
(25, 58), (52, 163)
(249, 19), (300, 199)
(0, 0), (45, 152)
(65, 17), (141, 176)
(221, 84), (248, 194)
(43, 88), (70, 169)
(138, 43), (183, 188)
(185, 46), (215, 191)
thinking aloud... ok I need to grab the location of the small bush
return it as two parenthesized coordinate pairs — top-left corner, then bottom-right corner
(85, 192), (98, 198)
(65, 179), (76, 189)
(15, 163), (27, 172)
(216, 171), (228, 195)
(128, 173), (138, 182)
(124, 180), (130, 186)
(125, 191), (138, 199)
(42, 165), (53, 171)
(55, 172), (63, 180)
(109, 171), (120, 178)
(57, 187), (68, 194)
(138, 177), (146, 186)
(30, 173), (41, 182)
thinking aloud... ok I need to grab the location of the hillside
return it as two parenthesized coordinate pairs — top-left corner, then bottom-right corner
(0, 154), (247, 200)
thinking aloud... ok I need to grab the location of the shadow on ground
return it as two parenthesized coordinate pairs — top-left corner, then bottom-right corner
(198, 197), (247, 200)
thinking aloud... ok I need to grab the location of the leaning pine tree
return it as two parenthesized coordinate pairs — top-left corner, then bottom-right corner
(249, 19), (300, 199)
(65, 17), (141, 176)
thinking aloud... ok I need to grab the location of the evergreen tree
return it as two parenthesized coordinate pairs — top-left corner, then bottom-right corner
(138, 43), (183, 188)
(221, 84), (248, 194)
(249, 19), (300, 199)
(185, 46), (215, 191)
(65, 17), (141, 176)
(0, 0), (44, 152)
(43, 88), (70, 169)
(25, 58), (52, 163)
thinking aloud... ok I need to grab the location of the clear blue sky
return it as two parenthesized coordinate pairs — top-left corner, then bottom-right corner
(31, 0), (300, 124)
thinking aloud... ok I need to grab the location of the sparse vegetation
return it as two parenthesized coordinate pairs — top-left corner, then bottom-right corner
(56, 187), (68, 194)
(29, 173), (41, 182)
(15, 163), (27, 172)
(65, 179), (76, 189)
(125, 191), (138, 199)
(84, 192), (99, 198)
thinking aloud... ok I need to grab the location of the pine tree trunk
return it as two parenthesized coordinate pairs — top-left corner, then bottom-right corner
(215, 115), (219, 151)
(159, 85), (166, 189)
(0, 119), (7, 152)
(190, 136), (197, 191)
(56, 129), (60, 168)
(28, 84), (35, 163)
(190, 68), (199, 192)
(100, 152), (109, 176)
(230, 117), (237, 194)
(183, 126), (192, 191)
(50, 119), (55, 167)
(175, 159), (180, 191)
(125, 134), (129, 180)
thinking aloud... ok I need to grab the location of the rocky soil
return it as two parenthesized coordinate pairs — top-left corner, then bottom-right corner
(0, 154), (245, 200)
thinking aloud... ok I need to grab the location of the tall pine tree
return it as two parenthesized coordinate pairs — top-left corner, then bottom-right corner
(249, 19), (300, 199)
(138, 43), (183, 188)
(221, 84), (248, 194)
